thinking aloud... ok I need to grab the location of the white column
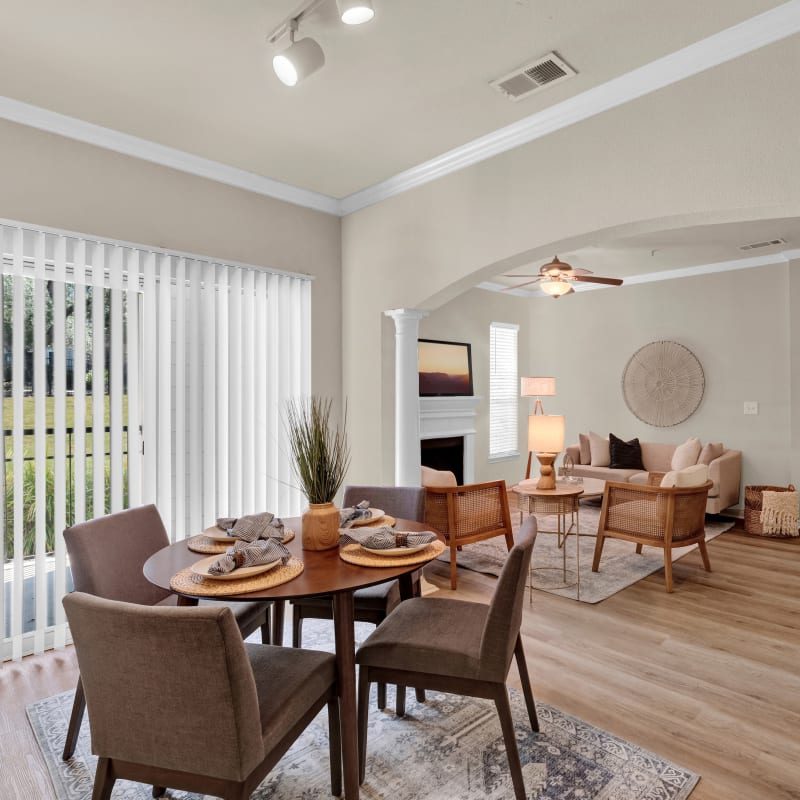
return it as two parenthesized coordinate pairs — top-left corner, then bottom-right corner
(384, 308), (429, 486)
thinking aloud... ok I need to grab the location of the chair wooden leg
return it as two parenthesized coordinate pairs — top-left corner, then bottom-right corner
(151, 787), (166, 798)
(271, 600), (285, 645)
(357, 669), (371, 784)
(493, 688), (526, 800)
(415, 688), (426, 703)
(698, 539), (712, 572)
(377, 682), (386, 710)
(514, 634), (539, 732)
(504, 531), (515, 551)
(62, 676), (86, 760)
(664, 547), (674, 592)
(635, 543), (643, 555)
(292, 606), (303, 648)
(259, 614), (271, 645)
(328, 696), (343, 797)
(450, 544), (458, 590)
(92, 757), (115, 800)
(396, 685), (406, 717)
(591, 533), (605, 572)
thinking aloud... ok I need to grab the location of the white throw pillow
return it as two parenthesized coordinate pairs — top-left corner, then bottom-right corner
(674, 463), (709, 487)
(671, 437), (702, 470)
(589, 431), (610, 467)
(660, 470), (678, 488)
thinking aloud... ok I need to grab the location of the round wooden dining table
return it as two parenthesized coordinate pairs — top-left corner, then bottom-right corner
(143, 517), (442, 800)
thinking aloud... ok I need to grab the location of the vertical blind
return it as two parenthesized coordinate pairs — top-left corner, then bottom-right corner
(1, 219), (311, 662)
(489, 322), (519, 459)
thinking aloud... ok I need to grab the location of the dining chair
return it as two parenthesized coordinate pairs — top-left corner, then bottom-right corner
(423, 478), (515, 589)
(291, 485), (426, 712)
(63, 592), (341, 800)
(592, 474), (714, 592)
(355, 516), (538, 800)
(61, 504), (271, 761)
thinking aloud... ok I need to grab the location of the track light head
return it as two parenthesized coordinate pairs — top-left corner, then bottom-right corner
(336, 0), (374, 25)
(272, 35), (326, 86)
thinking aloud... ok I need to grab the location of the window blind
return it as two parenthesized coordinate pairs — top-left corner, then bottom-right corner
(489, 322), (519, 459)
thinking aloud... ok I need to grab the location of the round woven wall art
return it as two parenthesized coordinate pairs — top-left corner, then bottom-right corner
(622, 341), (705, 427)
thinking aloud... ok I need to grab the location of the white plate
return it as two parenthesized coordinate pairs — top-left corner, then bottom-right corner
(190, 555), (281, 581)
(360, 542), (430, 557)
(201, 525), (240, 543)
(349, 508), (385, 527)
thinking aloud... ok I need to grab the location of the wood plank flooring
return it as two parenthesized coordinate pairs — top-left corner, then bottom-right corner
(1, 526), (798, 799)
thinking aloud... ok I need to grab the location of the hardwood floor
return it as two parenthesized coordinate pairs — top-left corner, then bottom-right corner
(2, 527), (798, 799)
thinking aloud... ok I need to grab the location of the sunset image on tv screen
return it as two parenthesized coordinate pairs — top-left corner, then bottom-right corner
(418, 340), (472, 396)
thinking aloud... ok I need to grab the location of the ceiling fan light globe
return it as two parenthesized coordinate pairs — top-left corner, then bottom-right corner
(540, 280), (572, 297)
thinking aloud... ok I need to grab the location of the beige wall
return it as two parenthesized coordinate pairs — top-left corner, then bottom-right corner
(342, 36), (800, 487)
(0, 119), (343, 402)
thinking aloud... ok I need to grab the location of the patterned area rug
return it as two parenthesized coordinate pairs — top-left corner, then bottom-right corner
(439, 503), (734, 603)
(27, 622), (699, 800)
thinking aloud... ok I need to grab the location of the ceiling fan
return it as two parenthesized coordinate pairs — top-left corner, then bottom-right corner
(503, 256), (623, 298)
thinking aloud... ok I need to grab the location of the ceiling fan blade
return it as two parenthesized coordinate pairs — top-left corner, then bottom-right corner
(501, 273), (542, 278)
(563, 267), (592, 276)
(502, 277), (543, 291)
(571, 275), (623, 286)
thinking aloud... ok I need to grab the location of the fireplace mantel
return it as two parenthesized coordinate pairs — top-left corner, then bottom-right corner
(419, 396), (481, 484)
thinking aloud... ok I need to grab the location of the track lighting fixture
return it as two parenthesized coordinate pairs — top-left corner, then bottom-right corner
(267, 0), (375, 86)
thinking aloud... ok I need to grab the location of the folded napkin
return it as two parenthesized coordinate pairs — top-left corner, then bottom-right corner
(215, 512), (285, 543)
(339, 500), (373, 528)
(207, 538), (291, 575)
(339, 525), (437, 551)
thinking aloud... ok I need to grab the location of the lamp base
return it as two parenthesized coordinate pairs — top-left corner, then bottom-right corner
(536, 453), (557, 490)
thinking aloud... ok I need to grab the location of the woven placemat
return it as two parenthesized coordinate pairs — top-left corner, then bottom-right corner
(339, 540), (445, 568)
(360, 514), (397, 528)
(170, 557), (304, 596)
(187, 529), (295, 554)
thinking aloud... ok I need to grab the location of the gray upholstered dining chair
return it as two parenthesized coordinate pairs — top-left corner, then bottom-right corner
(61, 504), (271, 761)
(63, 592), (341, 800)
(291, 485), (426, 712)
(355, 516), (539, 800)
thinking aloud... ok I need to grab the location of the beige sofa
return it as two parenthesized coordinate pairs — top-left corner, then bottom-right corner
(564, 440), (741, 514)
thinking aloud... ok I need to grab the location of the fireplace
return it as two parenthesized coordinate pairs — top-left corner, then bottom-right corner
(419, 396), (480, 485)
(421, 436), (464, 485)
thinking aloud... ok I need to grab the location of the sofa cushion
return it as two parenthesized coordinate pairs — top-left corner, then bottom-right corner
(698, 442), (724, 465)
(640, 442), (676, 472)
(609, 433), (645, 470)
(629, 472), (650, 485)
(589, 431), (610, 467)
(579, 433), (591, 465)
(671, 437), (702, 470)
(675, 463), (709, 487)
(572, 464), (641, 483)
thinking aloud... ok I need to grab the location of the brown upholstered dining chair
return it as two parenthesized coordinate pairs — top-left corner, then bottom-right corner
(291, 485), (426, 712)
(63, 593), (341, 800)
(356, 516), (539, 800)
(592, 477), (714, 592)
(423, 478), (514, 589)
(61, 504), (271, 761)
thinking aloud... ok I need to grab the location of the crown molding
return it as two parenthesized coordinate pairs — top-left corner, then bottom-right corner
(0, 96), (340, 216)
(2, 2), (800, 217)
(481, 250), (796, 298)
(340, 0), (800, 214)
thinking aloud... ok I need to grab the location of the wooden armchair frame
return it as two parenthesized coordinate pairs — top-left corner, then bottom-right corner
(424, 479), (514, 589)
(591, 479), (713, 592)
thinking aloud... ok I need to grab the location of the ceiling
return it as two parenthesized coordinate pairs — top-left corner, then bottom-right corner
(0, 0), (797, 290)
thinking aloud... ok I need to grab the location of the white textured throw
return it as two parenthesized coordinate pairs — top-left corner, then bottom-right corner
(760, 490), (799, 536)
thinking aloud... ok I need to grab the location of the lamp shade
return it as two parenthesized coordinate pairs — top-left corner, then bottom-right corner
(337, 0), (375, 24)
(540, 280), (572, 297)
(521, 376), (556, 397)
(528, 414), (565, 453)
(273, 37), (325, 86)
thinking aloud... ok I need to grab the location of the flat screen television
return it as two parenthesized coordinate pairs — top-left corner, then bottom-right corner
(418, 338), (473, 397)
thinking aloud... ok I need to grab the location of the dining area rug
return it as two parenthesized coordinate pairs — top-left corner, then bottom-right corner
(28, 624), (699, 800)
(438, 503), (735, 603)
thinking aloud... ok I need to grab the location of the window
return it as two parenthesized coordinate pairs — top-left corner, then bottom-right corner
(489, 322), (519, 459)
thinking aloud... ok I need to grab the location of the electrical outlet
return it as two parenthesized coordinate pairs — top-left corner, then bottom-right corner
(743, 401), (759, 415)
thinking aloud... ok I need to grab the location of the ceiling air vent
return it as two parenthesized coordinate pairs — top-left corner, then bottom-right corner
(490, 52), (576, 102)
(739, 238), (787, 251)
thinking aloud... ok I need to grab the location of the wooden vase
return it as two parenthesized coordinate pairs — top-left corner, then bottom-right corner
(301, 502), (340, 551)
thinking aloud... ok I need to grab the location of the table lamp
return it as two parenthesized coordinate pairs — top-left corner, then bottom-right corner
(521, 376), (556, 478)
(528, 414), (565, 490)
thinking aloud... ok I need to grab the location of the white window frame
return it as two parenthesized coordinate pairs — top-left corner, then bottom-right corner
(489, 321), (519, 461)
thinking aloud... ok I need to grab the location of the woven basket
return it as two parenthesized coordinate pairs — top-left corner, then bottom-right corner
(744, 484), (797, 535)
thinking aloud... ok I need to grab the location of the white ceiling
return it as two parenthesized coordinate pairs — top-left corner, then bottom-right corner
(0, 0), (797, 288)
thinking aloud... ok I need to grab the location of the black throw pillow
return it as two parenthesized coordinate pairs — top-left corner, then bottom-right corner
(609, 433), (645, 470)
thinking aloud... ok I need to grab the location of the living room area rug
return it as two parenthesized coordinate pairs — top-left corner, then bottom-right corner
(27, 619), (700, 800)
(438, 503), (735, 603)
